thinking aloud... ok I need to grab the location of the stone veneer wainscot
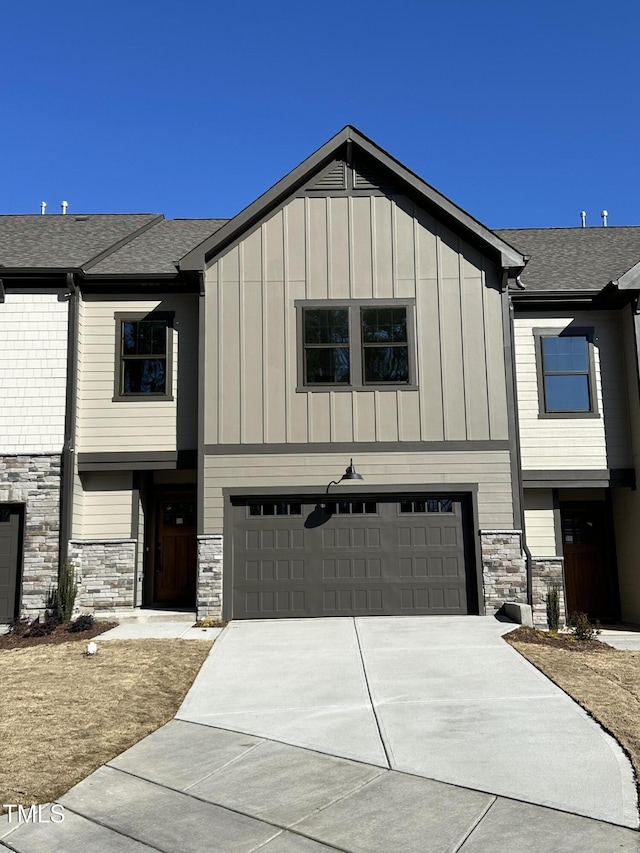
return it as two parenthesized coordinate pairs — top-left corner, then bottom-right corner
(480, 530), (527, 614)
(197, 534), (223, 620)
(0, 454), (61, 616)
(69, 540), (136, 611)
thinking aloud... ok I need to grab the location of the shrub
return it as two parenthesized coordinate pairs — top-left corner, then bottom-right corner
(69, 614), (95, 633)
(568, 611), (601, 641)
(54, 561), (77, 623)
(9, 615), (59, 638)
(546, 584), (560, 632)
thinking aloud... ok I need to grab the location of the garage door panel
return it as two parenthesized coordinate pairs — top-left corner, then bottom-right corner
(231, 495), (474, 619)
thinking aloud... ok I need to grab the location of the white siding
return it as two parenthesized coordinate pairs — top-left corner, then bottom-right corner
(523, 489), (557, 557)
(0, 293), (68, 452)
(514, 311), (632, 470)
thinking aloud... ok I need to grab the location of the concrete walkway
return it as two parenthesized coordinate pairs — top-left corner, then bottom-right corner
(2, 616), (639, 852)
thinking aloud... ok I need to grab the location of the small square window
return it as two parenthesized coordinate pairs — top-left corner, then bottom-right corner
(536, 330), (597, 416)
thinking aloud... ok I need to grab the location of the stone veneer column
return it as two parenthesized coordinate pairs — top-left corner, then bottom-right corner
(0, 454), (61, 616)
(531, 557), (566, 628)
(480, 530), (527, 614)
(197, 534), (223, 620)
(69, 540), (136, 611)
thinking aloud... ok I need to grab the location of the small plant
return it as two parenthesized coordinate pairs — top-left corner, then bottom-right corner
(546, 584), (560, 632)
(69, 613), (95, 633)
(194, 617), (227, 628)
(568, 611), (601, 641)
(54, 561), (78, 623)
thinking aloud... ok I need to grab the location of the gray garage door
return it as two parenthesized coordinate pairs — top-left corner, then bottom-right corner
(229, 494), (475, 619)
(0, 506), (22, 623)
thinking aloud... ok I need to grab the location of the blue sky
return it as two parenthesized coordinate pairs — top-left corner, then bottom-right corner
(3, 0), (639, 227)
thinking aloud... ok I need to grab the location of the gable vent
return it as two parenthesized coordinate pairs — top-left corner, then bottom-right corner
(353, 159), (395, 193)
(310, 160), (347, 190)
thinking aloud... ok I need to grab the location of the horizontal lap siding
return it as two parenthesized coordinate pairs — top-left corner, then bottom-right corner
(77, 472), (133, 540)
(523, 489), (557, 557)
(77, 295), (198, 453)
(202, 450), (514, 534)
(204, 195), (509, 447)
(514, 312), (632, 470)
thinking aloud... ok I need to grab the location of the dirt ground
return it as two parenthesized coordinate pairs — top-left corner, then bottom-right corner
(505, 628), (640, 793)
(0, 638), (212, 812)
(0, 620), (117, 650)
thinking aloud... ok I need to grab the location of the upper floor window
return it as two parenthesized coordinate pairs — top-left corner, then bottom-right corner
(299, 301), (415, 390)
(114, 312), (174, 401)
(535, 328), (597, 417)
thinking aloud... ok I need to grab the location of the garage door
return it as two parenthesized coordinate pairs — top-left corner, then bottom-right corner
(229, 494), (475, 619)
(0, 506), (22, 623)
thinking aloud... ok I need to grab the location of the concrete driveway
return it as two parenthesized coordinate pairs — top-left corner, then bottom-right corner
(178, 616), (637, 827)
(2, 616), (639, 852)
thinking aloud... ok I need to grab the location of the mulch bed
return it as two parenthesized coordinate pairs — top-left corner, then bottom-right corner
(505, 625), (608, 652)
(0, 621), (118, 650)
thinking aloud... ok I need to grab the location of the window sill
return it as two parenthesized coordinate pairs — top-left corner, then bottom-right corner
(112, 394), (175, 403)
(296, 384), (419, 393)
(537, 411), (600, 419)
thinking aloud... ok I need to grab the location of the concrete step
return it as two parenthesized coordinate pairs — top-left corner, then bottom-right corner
(94, 608), (196, 625)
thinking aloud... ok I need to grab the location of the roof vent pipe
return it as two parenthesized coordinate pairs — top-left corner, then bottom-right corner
(601, 209), (608, 227)
(61, 200), (68, 215)
(580, 210), (586, 227)
(40, 201), (46, 215)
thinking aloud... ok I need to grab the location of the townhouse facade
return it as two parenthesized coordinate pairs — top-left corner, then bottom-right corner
(1, 127), (639, 627)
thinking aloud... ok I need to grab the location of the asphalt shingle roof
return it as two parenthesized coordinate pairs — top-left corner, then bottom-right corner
(88, 218), (228, 275)
(495, 226), (640, 292)
(0, 214), (159, 270)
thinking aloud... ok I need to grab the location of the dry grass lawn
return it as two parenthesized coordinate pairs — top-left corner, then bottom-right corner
(506, 632), (640, 791)
(0, 638), (212, 812)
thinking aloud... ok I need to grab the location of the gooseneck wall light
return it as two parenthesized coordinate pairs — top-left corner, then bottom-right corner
(325, 459), (364, 494)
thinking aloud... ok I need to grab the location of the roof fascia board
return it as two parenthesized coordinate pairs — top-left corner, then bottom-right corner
(180, 126), (525, 272)
(82, 214), (165, 271)
(350, 132), (525, 269)
(180, 127), (353, 271)
(615, 260), (640, 291)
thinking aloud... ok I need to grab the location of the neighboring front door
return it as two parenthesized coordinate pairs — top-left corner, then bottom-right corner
(561, 505), (618, 621)
(154, 493), (197, 605)
(0, 506), (22, 623)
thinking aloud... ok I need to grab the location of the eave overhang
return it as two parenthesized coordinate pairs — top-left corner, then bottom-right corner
(179, 125), (526, 274)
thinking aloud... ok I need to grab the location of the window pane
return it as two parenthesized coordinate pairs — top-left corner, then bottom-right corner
(151, 322), (167, 355)
(545, 374), (590, 411)
(289, 503), (302, 515)
(137, 321), (153, 355)
(304, 309), (349, 344)
(361, 308), (407, 343)
(399, 500), (412, 513)
(305, 347), (350, 384)
(363, 346), (408, 383)
(249, 504), (261, 516)
(542, 336), (588, 372)
(122, 321), (137, 355)
(123, 358), (166, 393)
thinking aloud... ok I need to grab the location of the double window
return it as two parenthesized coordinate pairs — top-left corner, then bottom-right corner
(299, 301), (415, 389)
(114, 313), (174, 400)
(535, 328), (598, 416)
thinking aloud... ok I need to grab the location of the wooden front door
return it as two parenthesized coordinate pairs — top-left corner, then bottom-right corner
(561, 505), (618, 620)
(155, 493), (197, 604)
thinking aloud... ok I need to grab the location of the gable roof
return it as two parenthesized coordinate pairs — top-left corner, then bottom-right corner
(180, 126), (525, 272)
(0, 214), (160, 271)
(86, 218), (228, 276)
(495, 226), (640, 293)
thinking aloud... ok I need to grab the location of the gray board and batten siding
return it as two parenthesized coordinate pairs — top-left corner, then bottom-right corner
(200, 160), (517, 532)
(202, 191), (510, 447)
